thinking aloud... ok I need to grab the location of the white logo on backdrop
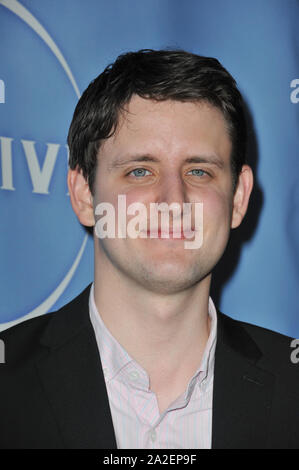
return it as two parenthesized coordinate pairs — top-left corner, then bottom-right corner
(0, 0), (87, 331)
(0, 79), (4, 103)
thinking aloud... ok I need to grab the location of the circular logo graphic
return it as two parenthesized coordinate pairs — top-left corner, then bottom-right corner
(0, 0), (89, 330)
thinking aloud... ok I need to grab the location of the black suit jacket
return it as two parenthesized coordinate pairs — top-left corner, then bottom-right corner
(0, 283), (298, 449)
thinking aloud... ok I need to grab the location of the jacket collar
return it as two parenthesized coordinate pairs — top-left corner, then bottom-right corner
(39, 283), (93, 350)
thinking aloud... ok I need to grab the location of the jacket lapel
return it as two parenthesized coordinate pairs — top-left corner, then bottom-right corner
(212, 312), (275, 449)
(35, 284), (117, 449)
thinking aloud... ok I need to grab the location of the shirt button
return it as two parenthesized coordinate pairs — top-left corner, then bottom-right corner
(129, 370), (140, 381)
(103, 367), (108, 377)
(150, 429), (157, 442)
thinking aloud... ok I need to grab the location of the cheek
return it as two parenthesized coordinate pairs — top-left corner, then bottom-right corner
(96, 177), (145, 205)
(201, 190), (232, 239)
(94, 186), (148, 235)
(116, 187), (154, 222)
(94, 176), (123, 208)
(122, 188), (146, 206)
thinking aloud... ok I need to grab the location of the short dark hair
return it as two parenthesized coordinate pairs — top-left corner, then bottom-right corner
(67, 49), (247, 194)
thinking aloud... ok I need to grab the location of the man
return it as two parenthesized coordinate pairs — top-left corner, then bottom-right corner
(0, 49), (298, 449)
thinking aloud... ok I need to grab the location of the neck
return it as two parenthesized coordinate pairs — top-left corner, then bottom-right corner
(93, 253), (212, 381)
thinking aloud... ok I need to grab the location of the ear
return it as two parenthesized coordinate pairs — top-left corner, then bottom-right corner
(231, 164), (254, 229)
(67, 167), (95, 227)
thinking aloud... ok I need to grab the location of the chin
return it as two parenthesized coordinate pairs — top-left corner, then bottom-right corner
(139, 276), (200, 295)
(132, 261), (207, 294)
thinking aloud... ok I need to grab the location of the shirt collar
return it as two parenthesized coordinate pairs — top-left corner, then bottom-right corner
(89, 282), (217, 391)
(89, 282), (134, 383)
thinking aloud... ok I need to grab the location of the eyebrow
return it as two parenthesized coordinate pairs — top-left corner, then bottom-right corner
(107, 154), (225, 171)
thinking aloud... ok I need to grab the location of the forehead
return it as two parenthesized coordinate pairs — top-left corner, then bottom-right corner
(99, 95), (232, 165)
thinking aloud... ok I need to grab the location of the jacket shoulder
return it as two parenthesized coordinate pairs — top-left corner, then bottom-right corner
(230, 314), (294, 350)
(218, 312), (298, 382)
(0, 309), (59, 367)
(0, 283), (92, 367)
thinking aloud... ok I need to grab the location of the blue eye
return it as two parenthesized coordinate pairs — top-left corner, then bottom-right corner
(129, 168), (151, 177)
(127, 168), (208, 178)
(188, 169), (207, 177)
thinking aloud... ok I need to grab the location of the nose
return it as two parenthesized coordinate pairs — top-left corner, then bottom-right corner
(151, 173), (193, 230)
(155, 172), (188, 206)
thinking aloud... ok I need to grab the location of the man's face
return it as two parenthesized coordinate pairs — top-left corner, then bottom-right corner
(92, 96), (235, 294)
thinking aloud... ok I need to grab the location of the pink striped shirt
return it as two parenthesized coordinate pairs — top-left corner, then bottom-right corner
(89, 283), (217, 449)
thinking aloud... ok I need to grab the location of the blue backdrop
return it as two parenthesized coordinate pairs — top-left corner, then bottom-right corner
(0, 0), (298, 337)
